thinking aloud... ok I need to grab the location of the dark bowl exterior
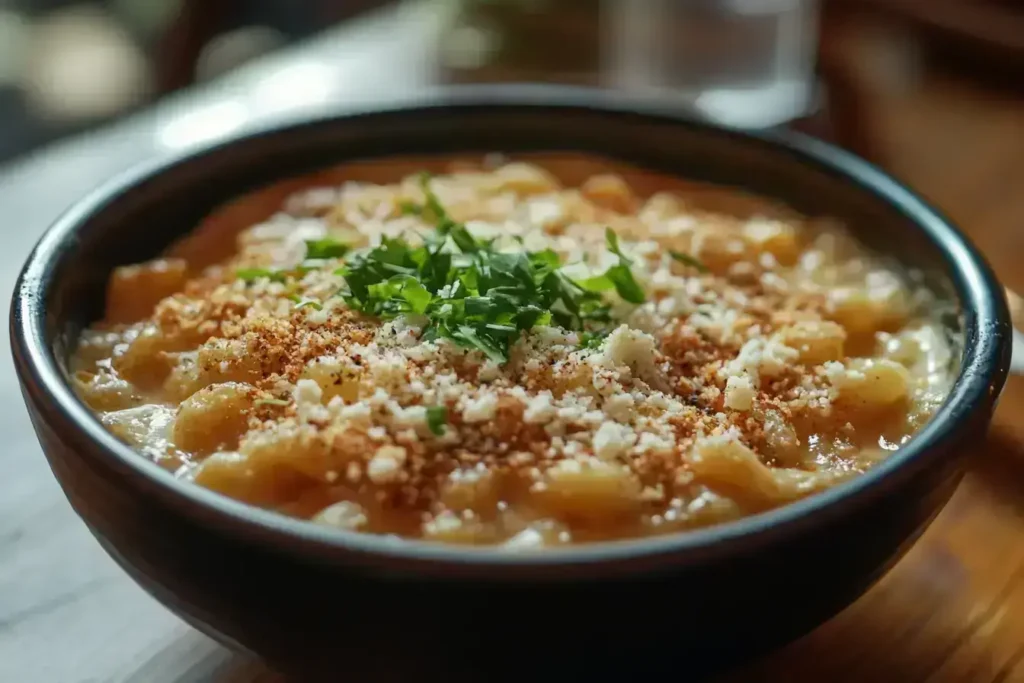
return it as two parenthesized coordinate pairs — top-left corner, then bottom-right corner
(11, 87), (1012, 681)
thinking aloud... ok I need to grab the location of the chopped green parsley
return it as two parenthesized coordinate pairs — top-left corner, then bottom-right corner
(236, 173), (703, 362)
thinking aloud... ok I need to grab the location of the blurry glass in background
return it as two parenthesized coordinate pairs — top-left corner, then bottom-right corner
(604, 0), (818, 128)
(442, 0), (820, 129)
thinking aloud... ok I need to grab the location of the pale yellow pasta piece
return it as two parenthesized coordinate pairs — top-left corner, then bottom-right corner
(533, 458), (642, 521)
(688, 434), (785, 503)
(491, 162), (560, 196)
(192, 451), (307, 506)
(742, 218), (800, 265)
(639, 191), (686, 224)
(300, 358), (361, 403)
(826, 290), (882, 335)
(878, 331), (922, 367)
(691, 226), (753, 275)
(759, 408), (805, 467)
(809, 227), (863, 264)
(164, 337), (264, 401)
(312, 501), (368, 531)
(766, 468), (849, 501)
(502, 519), (571, 550)
(105, 258), (188, 324)
(101, 404), (177, 463)
(73, 328), (129, 371)
(826, 358), (910, 407)
(112, 324), (176, 389)
(239, 424), (370, 483)
(580, 174), (637, 214)
(777, 320), (846, 365)
(421, 511), (496, 544)
(826, 285), (907, 335)
(688, 433), (838, 505)
(163, 353), (202, 401)
(173, 382), (256, 455)
(724, 375), (756, 411)
(880, 324), (952, 386)
(73, 370), (139, 412)
(674, 486), (745, 528)
(198, 337), (265, 381)
(440, 468), (500, 512)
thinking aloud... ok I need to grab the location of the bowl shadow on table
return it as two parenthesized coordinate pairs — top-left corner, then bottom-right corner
(724, 428), (1024, 683)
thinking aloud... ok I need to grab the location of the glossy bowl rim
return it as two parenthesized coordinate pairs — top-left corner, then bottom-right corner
(10, 84), (1011, 574)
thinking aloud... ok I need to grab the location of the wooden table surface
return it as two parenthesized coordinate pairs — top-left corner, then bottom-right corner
(2, 3), (1023, 682)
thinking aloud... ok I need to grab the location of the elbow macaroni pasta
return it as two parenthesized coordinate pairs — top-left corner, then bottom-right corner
(71, 156), (957, 547)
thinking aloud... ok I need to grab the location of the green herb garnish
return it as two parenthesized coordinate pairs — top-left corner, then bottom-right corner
(398, 200), (423, 216)
(605, 227), (632, 265)
(580, 330), (609, 350)
(426, 405), (448, 435)
(418, 172), (450, 225)
(237, 268), (288, 283)
(602, 227), (646, 304)
(669, 250), (708, 273)
(335, 175), (633, 362)
(294, 298), (323, 311)
(235, 240), (349, 285)
(242, 174), (648, 364)
(255, 398), (290, 407)
(304, 238), (349, 260)
(605, 263), (645, 304)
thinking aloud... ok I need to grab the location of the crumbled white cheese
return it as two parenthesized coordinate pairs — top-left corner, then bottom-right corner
(743, 217), (785, 243)
(423, 510), (464, 536)
(502, 527), (545, 550)
(477, 360), (502, 382)
(636, 431), (674, 456)
(603, 393), (636, 422)
(462, 393), (499, 423)
(339, 402), (372, 426)
(293, 378), (322, 405)
(724, 375), (756, 411)
(524, 392), (556, 425)
(390, 404), (427, 430)
(592, 421), (637, 461)
(525, 197), (565, 229)
(368, 352), (409, 390)
(312, 501), (368, 530)
(367, 445), (407, 484)
(593, 325), (658, 376)
(722, 337), (799, 386)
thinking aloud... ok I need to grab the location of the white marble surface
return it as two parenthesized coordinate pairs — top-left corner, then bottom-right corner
(0, 3), (449, 681)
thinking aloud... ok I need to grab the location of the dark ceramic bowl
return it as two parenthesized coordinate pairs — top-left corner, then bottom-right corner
(10, 86), (1012, 681)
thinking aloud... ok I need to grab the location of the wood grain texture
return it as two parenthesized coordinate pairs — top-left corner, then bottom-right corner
(2, 2), (1024, 681)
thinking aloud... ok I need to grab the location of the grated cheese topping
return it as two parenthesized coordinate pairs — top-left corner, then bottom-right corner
(71, 159), (957, 547)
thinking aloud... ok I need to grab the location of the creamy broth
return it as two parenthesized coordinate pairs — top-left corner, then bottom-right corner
(70, 155), (956, 548)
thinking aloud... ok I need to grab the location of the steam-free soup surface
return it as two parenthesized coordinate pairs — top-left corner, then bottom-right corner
(71, 156), (955, 548)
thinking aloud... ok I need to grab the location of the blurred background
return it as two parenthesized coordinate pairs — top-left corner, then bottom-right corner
(0, 0), (386, 162)
(0, 0), (1021, 164)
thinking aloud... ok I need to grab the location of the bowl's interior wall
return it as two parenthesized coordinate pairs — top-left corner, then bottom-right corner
(167, 152), (808, 272)
(45, 106), (964, 366)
